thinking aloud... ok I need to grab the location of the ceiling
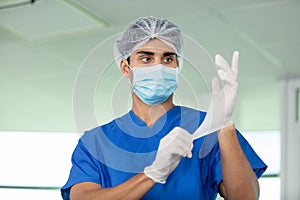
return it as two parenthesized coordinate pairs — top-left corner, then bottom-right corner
(0, 0), (299, 132)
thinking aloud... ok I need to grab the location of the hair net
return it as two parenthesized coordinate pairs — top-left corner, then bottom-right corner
(114, 16), (183, 68)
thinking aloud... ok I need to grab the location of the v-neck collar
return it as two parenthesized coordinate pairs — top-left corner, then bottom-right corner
(129, 106), (180, 128)
(113, 106), (182, 139)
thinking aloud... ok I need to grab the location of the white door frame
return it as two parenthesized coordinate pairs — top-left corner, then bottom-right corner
(280, 78), (300, 199)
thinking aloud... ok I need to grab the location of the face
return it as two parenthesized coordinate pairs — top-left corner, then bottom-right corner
(120, 39), (179, 77)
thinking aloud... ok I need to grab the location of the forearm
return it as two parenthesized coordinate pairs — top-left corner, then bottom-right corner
(70, 173), (155, 200)
(218, 125), (259, 200)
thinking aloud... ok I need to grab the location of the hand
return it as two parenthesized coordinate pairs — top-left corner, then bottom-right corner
(193, 51), (239, 139)
(144, 127), (193, 184)
(215, 51), (239, 126)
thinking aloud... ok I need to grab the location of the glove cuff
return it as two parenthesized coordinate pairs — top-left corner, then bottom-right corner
(223, 119), (233, 128)
(144, 166), (167, 184)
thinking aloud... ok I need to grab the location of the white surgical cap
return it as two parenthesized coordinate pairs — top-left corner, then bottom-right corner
(114, 16), (183, 68)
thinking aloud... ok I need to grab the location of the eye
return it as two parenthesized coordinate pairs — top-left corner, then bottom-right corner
(163, 57), (174, 64)
(141, 57), (152, 63)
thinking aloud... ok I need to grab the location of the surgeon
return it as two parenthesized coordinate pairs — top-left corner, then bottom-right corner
(61, 16), (267, 200)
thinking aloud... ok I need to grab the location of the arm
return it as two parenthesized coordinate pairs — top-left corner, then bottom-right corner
(70, 173), (155, 200)
(70, 127), (193, 200)
(218, 125), (259, 200)
(193, 51), (260, 198)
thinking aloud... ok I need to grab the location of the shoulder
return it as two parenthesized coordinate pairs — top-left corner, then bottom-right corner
(80, 124), (109, 141)
(81, 112), (130, 140)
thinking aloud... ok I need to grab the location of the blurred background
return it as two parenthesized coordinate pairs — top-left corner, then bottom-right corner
(0, 0), (299, 199)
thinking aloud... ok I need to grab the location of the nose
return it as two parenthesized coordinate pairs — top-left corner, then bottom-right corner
(154, 57), (163, 65)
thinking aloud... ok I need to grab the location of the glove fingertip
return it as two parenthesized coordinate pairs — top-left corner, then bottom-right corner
(233, 50), (239, 56)
(232, 51), (239, 74)
(215, 54), (221, 66)
(187, 152), (193, 158)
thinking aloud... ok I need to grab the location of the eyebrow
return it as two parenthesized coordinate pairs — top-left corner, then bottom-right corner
(136, 51), (154, 56)
(136, 51), (177, 57)
(163, 52), (177, 57)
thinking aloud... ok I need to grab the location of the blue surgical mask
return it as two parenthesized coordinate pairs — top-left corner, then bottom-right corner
(130, 64), (179, 105)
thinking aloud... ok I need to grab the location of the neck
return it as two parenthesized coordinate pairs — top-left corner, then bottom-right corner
(132, 94), (175, 127)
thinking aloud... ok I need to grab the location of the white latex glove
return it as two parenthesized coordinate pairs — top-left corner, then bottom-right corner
(193, 51), (239, 140)
(144, 127), (193, 184)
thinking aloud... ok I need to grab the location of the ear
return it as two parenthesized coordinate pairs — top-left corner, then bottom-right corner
(120, 58), (130, 78)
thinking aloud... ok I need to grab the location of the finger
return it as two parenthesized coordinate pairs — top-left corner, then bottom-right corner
(215, 54), (231, 73)
(186, 150), (193, 158)
(218, 70), (234, 84)
(174, 127), (193, 144)
(173, 134), (193, 156)
(178, 144), (193, 158)
(217, 70), (227, 80)
(212, 77), (221, 96)
(174, 142), (190, 157)
(186, 144), (194, 158)
(231, 51), (239, 75)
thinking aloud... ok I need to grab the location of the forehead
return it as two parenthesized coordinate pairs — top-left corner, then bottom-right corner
(132, 39), (175, 55)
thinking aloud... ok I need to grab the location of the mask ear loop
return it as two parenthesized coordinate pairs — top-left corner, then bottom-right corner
(123, 61), (134, 106)
(125, 59), (134, 71)
(128, 65), (133, 71)
(125, 60), (134, 88)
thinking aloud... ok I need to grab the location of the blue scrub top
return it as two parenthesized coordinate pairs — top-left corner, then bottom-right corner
(61, 106), (267, 200)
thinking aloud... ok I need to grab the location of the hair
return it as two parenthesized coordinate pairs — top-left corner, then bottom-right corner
(126, 57), (130, 65)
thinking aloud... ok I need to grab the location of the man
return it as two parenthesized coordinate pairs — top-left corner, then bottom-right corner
(61, 16), (267, 200)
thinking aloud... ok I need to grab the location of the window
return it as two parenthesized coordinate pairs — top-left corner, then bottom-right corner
(243, 131), (280, 200)
(0, 131), (78, 199)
